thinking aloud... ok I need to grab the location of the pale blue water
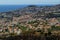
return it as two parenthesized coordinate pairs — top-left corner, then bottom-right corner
(0, 5), (53, 12)
(0, 5), (27, 12)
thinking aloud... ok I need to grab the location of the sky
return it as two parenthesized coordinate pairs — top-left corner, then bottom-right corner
(0, 0), (60, 5)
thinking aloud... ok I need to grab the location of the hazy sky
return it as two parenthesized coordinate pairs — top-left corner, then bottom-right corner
(0, 0), (60, 5)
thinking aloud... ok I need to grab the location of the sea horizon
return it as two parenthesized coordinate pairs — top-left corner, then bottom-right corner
(0, 4), (57, 12)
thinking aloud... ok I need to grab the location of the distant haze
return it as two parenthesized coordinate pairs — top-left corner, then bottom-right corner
(0, 0), (60, 5)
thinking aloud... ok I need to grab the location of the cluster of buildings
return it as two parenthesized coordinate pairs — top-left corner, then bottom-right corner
(0, 14), (60, 36)
(24, 18), (60, 33)
(0, 25), (22, 35)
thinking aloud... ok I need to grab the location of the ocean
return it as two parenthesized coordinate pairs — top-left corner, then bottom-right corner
(0, 5), (54, 12)
(0, 5), (27, 12)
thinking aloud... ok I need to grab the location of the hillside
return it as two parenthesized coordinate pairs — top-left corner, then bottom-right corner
(0, 4), (60, 22)
(0, 4), (60, 39)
